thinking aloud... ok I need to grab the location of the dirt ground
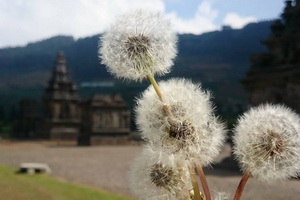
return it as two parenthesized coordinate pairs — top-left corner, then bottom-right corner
(0, 140), (299, 200)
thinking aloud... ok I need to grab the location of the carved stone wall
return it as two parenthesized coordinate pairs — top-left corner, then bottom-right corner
(78, 94), (130, 146)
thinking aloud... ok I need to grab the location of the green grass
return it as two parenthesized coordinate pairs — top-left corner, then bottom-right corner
(0, 165), (134, 200)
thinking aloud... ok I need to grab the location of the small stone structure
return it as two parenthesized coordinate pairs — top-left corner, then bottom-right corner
(78, 94), (130, 145)
(19, 163), (51, 174)
(243, 0), (300, 113)
(13, 99), (40, 138)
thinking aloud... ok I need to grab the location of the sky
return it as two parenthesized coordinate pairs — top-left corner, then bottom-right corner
(0, 0), (285, 48)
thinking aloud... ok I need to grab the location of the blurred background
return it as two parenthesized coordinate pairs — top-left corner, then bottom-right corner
(0, 0), (299, 200)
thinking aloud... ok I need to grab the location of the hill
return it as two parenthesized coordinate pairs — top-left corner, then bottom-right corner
(0, 20), (273, 118)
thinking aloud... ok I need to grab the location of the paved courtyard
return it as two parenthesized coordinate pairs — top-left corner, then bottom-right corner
(0, 141), (299, 200)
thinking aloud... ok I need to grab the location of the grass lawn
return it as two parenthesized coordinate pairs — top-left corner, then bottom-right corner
(0, 165), (134, 200)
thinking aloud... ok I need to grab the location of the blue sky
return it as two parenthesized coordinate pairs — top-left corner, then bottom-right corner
(0, 0), (285, 48)
(164, 0), (283, 22)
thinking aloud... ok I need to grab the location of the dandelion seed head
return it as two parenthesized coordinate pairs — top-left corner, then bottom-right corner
(99, 10), (177, 81)
(130, 145), (191, 200)
(168, 120), (195, 141)
(233, 104), (300, 182)
(136, 78), (226, 165)
(125, 35), (150, 55)
(150, 163), (179, 191)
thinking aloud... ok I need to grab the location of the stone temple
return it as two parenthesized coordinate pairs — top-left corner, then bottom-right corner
(41, 52), (81, 140)
(14, 52), (131, 145)
(243, 0), (300, 113)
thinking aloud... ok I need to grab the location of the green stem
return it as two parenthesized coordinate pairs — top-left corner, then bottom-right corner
(147, 74), (172, 116)
(147, 74), (163, 102)
(233, 172), (250, 200)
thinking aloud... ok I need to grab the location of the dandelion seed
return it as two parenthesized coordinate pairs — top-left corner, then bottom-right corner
(233, 104), (300, 182)
(99, 10), (177, 81)
(129, 145), (191, 200)
(214, 191), (229, 200)
(136, 78), (226, 165)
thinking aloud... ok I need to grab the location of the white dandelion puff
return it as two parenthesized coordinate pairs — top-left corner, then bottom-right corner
(233, 104), (300, 182)
(214, 191), (229, 200)
(135, 78), (226, 166)
(129, 145), (191, 200)
(99, 10), (177, 81)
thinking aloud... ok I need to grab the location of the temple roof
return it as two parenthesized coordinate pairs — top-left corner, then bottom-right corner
(84, 94), (128, 108)
(44, 52), (79, 100)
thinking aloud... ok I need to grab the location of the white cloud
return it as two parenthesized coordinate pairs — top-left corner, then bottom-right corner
(166, 0), (218, 34)
(0, 0), (165, 47)
(1, 0), (258, 48)
(223, 13), (257, 29)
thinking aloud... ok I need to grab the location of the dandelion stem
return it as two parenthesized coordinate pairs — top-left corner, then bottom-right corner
(147, 74), (163, 101)
(195, 164), (211, 200)
(147, 74), (172, 116)
(233, 172), (250, 200)
(189, 167), (204, 200)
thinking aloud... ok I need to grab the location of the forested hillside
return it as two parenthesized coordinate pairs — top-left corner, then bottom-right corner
(0, 20), (273, 119)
